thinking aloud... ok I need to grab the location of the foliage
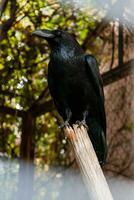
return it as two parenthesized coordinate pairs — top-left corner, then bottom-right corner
(0, 0), (106, 165)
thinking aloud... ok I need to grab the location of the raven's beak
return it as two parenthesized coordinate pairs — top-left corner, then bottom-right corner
(32, 29), (55, 39)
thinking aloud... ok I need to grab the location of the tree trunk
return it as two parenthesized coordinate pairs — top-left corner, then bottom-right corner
(20, 111), (36, 161)
(17, 111), (36, 200)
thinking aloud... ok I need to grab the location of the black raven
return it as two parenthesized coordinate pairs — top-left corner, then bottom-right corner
(32, 29), (107, 165)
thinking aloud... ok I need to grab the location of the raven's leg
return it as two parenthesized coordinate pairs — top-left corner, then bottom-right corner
(76, 110), (88, 129)
(59, 108), (72, 129)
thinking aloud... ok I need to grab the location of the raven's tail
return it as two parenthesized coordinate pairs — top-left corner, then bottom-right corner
(87, 121), (107, 166)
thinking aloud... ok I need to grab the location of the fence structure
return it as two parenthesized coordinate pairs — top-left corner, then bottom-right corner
(104, 73), (134, 177)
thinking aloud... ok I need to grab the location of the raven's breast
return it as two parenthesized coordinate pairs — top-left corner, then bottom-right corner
(57, 68), (97, 114)
(49, 56), (99, 120)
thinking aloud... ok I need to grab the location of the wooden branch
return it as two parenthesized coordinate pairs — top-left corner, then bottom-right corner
(30, 99), (54, 117)
(0, 105), (25, 117)
(82, 17), (108, 50)
(64, 125), (113, 200)
(102, 59), (134, 86)
(29, 87), (49, 110)
(0, 0), (17, 40)
(0, 0), (8, 17)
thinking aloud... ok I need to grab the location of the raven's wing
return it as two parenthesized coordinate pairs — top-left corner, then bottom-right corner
(85, 54), (106, 135)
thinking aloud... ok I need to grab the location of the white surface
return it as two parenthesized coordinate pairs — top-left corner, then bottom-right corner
(0, 159), (134, 200)
(108, 176), (134, 200)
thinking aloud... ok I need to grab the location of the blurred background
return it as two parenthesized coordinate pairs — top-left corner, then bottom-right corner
(0, 0), (134, 199)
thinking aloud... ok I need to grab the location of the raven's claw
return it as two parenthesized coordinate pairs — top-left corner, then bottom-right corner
(59, 121), (70, 129)
(76, 120), (88, 130)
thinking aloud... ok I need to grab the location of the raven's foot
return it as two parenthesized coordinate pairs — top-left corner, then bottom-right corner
(59, 121), (70, 129)
(76, 120), (88, 130)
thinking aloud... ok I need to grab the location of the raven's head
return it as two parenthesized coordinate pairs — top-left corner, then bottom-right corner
(32, 29), (82, 53)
